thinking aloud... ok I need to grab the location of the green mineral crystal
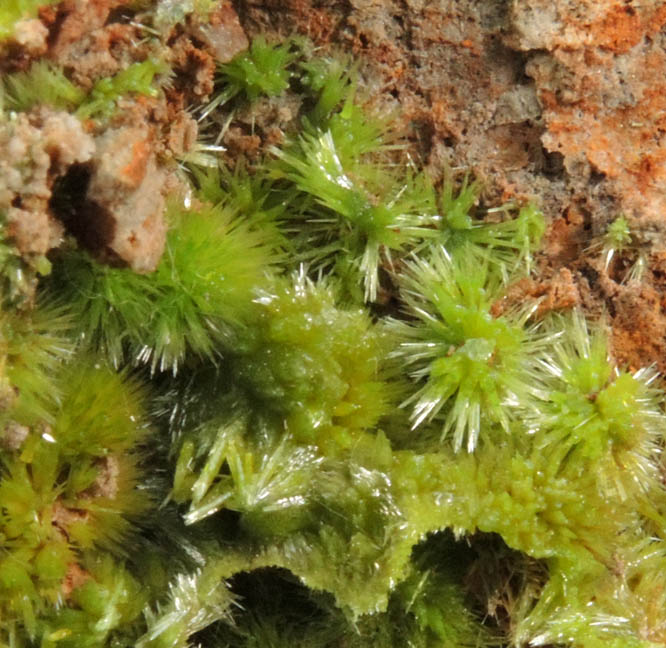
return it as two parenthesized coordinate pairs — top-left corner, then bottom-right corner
(1, 5), (665, 648)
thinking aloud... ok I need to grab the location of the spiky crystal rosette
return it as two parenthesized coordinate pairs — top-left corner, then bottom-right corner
(389, 245), (550, 452)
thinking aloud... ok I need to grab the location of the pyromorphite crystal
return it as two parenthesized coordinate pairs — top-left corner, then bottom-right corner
(0, 4), (665, 648)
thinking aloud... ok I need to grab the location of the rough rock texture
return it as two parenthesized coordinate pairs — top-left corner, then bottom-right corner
(509, 1), (666, 370)
(515, 3), (666, 228)
(1, 0), (250, 283)
(232, 0), (666, 370)
(166, 1), (249, 103)
(0, 107), (95, 258)
(42, 0), (249, 271)
(86, 126), (167, 272)
(45, 0), (126, 60)
(188, 2), (249, 63)
(11, 19), (49, 57)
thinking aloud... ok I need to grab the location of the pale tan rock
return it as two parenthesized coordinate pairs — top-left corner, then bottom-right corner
(41, 109), (96, 170)
(12, 18), (48, 56)
(167, 112), (199, 157)
(0, 108), (94, 257)
(513, 1), (666, 223)
(0, 422), (29, 451)
(88, 455), (120, 499)
(6, 207), (64, 256)
(188, 1), (249, 63)
(87, 126), (167, 272)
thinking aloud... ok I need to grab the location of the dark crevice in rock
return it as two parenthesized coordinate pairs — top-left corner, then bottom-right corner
(50, 162), (117, 257)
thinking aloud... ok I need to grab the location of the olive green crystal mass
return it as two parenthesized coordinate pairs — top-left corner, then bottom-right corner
(1, 2), (665, 647)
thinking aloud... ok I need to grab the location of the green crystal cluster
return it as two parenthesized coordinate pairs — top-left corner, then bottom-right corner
(1, 7), (666, 648)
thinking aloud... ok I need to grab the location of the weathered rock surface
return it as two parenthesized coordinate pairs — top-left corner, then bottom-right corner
(86, 126), (167, 272)
(2, 0), (250, 285)
(188, 1), (249, 63)
(0, 107), (95, 258)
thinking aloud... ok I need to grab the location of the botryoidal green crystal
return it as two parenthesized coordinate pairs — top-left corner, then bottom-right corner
(1, 15), (665, 648)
